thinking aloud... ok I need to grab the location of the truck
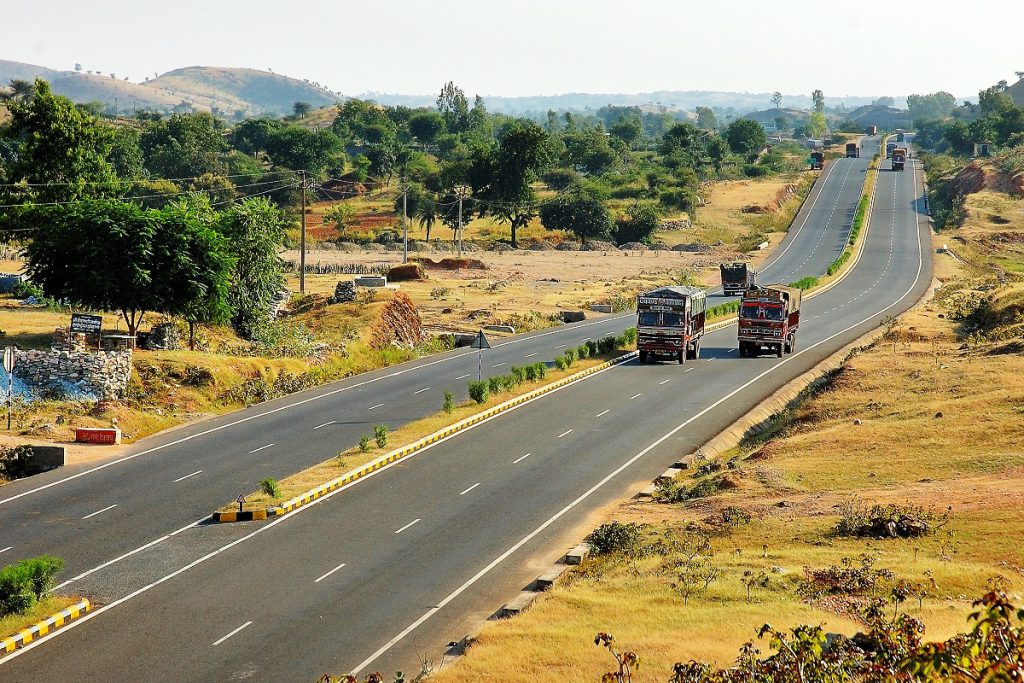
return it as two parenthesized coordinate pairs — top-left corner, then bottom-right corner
(845, 142), (860, 158)
(896, 131), (906, 143)
(891, 147), (907, 171)
(809, 150), (824, 170)
(720, 262), (757, 295)
(636, 286), (707, 364)
(886, 142), (897, 158)
(737, 285), (801, 358)
(865, 125), (878, 135)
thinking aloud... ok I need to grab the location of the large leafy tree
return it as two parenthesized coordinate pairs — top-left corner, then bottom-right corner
(218, 197), (286, 339)
(140, 112), (227, 179)
(436, 81), (470, 134)
(563, 127), (617, 175)
(539, 186), (613, 242)
(489, 119), (550, 247)
(407, 111), (446, 144)
(613, 202), (660, 245)
(725, 119), (768, 158)
(3, 79), (116, 203)
(263, 126), (342, 176)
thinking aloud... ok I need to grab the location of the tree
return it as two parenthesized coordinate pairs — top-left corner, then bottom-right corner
(468, 95), (490, 135)
(695, 106), (717, 131)
(218, 197), (286, 339)
(228, 118), (287, 156)
(140, 112), (227, 179)
(806, 111), (827, 139)
(539, 186), (613, 242)
(873, 96), (896, 107)
(414, 194), (438, 241)
(3, 79), (115, 203)
(489, 119), (549, 247)
(725, 119), (767, 157)
(613, 202), (660, 245)
(263, 126), (342, 176)
(610, 114), (644, 149)
(156, 196), (234, 349)
(907, 92), (956, 121)
(811, 89), (825, 113)
(325, 202), (358, 239)
(292, 101), (313, 118)
(563, 127), (617, 175)
(707, 136), (729, 171)
(107, 127), (145, 180)
(407, 111), (446, 143)
(774, 115), (788, 133)
(771, 92), (782, 109)
(436, 81), (469, 133)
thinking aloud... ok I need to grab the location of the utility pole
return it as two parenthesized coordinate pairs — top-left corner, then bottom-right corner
(402, 181), (409, 264)
(299, 170), (307, 293)
(455, 184), (469, 257)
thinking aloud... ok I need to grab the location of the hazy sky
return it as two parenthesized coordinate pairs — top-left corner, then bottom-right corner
(4, 0), (1022, 99)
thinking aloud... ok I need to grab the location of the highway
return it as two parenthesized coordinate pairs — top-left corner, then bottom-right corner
(0, 140), (873, 579)
(0, 137), (932, 682)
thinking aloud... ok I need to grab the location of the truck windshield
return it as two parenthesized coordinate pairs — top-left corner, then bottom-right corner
(638, 312), (660, 326)
(662, 313), (683, 327)
(741, 304), (784, 321)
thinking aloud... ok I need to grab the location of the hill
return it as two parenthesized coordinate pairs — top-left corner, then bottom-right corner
(0, 59), (339, 117)
(1007, 76), (1024, 107)
(842, 104), (913, 129)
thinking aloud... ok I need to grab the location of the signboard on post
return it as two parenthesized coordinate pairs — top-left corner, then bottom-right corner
(70, 314), (103, 335)
(471, 331), (490, 381)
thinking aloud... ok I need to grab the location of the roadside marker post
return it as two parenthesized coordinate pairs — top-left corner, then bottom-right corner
(236, 494), (246, 513)
(471, 331), (490, 381)
(3, 346), (15, 431)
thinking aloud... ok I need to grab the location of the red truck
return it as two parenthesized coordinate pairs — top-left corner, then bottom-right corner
(891, 147), (907, 171)
(737, 285), (801, 358)
(636, 286), (707, 364)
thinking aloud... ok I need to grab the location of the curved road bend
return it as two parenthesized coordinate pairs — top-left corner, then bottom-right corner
(0, 139), (877, 578)
(0, 143), (934, 681)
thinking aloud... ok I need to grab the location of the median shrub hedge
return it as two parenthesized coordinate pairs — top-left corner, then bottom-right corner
(790, 276), (819, 291)
(0, 555), (63, 617)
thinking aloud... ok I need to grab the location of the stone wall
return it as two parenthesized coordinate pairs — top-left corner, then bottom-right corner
(14, 349), (132, 400)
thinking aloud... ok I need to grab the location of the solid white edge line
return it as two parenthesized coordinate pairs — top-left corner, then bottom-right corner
(394, 518), (421, 535)
(81, 504), (117, 520)
(459, 483), (481, 496)
(349, 170), (926, 675)
(212, 620), (252, 647)
(172, 470), (202, 483)
(314, 563), (347, 584)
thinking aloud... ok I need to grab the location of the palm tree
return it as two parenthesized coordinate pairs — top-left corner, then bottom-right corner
(415, 197), (438, 242)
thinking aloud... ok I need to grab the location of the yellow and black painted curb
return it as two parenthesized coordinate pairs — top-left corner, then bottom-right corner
(211, 353), (636, 523)
(1, 598), (90, 655)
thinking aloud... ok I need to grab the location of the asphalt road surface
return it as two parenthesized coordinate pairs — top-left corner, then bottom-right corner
(2, 137), (937, 683)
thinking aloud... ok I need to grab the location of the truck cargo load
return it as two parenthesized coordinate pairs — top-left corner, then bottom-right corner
(636, 286), (707, 364)
(737, 285), (801, 358)
(809, 150), (824, 170)
(845, 142), (860, 158)
(720, 262), (757, 295)
(892, 147), (907, 171)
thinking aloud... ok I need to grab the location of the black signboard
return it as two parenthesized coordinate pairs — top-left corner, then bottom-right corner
(70, 313), (103, 335)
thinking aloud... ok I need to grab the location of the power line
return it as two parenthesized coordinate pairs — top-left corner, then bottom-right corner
(0, 178), (298, 210)
(0, 170), (287, 189)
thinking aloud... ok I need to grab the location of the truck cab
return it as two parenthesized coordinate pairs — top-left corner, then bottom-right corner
(886, 142), (897, 158)
(809, 151), (824, 170)
(845, 142), (860, 158)
(891, 147), (907, 171)
(637, 286), (707, 364)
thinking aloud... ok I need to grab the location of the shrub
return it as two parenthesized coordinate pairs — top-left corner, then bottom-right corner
(554, 356), (569, 371)
(510, 365), (526, 386)
(487, 375), (503, 394)
(721, 506), (752, 527)
(577, 343), (591, 359)
(468, 380), (489, 404)
(827, 250), (852, 276)
(835, 503), (946, 539)
(533, 362), (547, 379)
(524, 364), (539, 382)
(373, 424), (389, 448)
(798, 555), (894, 599)
(586, 339), (599, 356)
(789, 276), (819, 291)
(564, 347), (578, 366)
(359, 435), (371, 452)
(598, 336), (616, 354)
(443, 391), (454, 414)
(0, 445), (35, 480)
(260, 478), (281, 499)
(587, 522), (644, 556)
(0, 555), (65, 617)
(23, 556), (63, 599)
(430, 286), (451, 299)
(623, 327), (637, 344)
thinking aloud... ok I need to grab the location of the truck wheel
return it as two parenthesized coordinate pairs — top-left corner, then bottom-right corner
(776, 344), (784, 358)
(788, 334), (797, 353)
(693, 339), (701, 359)
(639, 350), (648, 363)
(678, 351), (685, 365)
(738, 343), (746, 358)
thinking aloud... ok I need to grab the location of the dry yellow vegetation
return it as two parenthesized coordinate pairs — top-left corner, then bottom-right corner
(432, 168), (1024, 681)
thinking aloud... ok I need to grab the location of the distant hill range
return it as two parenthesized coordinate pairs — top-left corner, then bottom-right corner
(0, 60), (340, 116)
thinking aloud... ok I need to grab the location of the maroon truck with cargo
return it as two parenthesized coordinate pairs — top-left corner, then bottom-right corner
(636, 286), (706, 364)
(737, 285), (801, 358)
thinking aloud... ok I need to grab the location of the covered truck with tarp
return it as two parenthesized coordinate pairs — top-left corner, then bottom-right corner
(636, 286), (707, 364)
(737, 284), (801, 358)
(720, 262), (757, 295)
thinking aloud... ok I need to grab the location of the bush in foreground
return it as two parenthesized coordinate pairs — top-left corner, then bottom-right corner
(0, 555), (63, 617)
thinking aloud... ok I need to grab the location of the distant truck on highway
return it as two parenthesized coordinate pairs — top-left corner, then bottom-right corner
(896, 131), (906, 143)
(886, 142), (897, 158)
(737, 285), (801, 358)
(865, 125), (878, 135)
(809, 150), (824, 170)
(720, 262), (757, 295)
(891, 147), (907, 171)
(636, 286), (706, 364)
(845, 142), (860, 158)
